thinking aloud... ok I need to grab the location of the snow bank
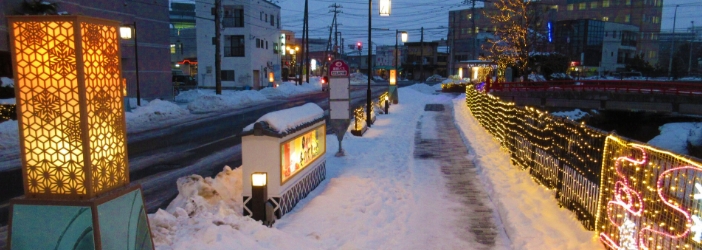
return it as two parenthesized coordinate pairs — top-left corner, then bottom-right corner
(187, 90), (268, 113)
(125, 99), (190, 130)
(242, 103), (324, 134)
(406, 83), (440, 95)
(350, 72), (375, 85)
(0, 98), (15, 105)
(259, 79), (322, 99)
(1, 77), (13, 88)
(648, 122), (702, 155)
(165, 166), (244, 215)
(551, 109), (589, 121)
(0, 121), (18, 151)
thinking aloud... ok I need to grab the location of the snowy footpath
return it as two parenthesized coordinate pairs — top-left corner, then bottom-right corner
(148, 85), (602, 249)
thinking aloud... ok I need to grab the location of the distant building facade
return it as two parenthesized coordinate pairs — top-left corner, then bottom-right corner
(170, 2), (198, 77)
(448, 0), (663, 73)
(196, 0), (282, 89)
(1, 0), (172, 99)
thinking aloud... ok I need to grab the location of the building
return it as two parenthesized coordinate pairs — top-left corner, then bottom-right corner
(658, 31), (701, 76)
(1, 0), (172, 99)
(601, 22), (639, 73)
(448, 0), (663, 73)
(170, 2), (198, 77)
(196, 0), (282, 89)
(404, 41), (447, 81)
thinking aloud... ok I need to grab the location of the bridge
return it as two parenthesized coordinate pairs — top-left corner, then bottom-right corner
(488, 80), (702, 115)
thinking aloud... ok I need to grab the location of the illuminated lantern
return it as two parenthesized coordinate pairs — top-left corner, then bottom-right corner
(401, 31), (408, 43)
(379, 0), (391, 16)
(268, 72), (275, 83)
(7, 15), (154, 250)
(389, 69), (396, 86)
(458, 67), (463, 79)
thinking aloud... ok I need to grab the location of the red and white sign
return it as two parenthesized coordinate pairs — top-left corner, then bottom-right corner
(328, 60), (350, 77)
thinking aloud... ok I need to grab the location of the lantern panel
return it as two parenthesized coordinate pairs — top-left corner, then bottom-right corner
(81, 22), (128, 196)
(12, 20), (87, 196)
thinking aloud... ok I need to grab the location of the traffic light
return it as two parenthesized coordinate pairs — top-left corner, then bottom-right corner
(356, 42), (362, 51)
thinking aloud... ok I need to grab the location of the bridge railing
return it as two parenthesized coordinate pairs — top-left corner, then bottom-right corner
(492, 80), (702, 95)
(465, 84), (702, 249)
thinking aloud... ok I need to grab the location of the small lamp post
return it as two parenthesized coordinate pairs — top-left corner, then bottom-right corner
(251, 172), (268, 222)
(120, 22), (141, 106)
(391, 30), (406, 104)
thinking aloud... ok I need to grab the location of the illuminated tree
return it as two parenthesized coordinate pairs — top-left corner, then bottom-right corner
(483, 0), (529, 81)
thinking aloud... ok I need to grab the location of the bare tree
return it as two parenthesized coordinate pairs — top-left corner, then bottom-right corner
(483, 0), (529, 81)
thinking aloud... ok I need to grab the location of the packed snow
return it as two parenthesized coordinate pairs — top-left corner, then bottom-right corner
(242, 103), (324, 134)
(550, 109), (590, 121)
(148, 86), (602, 249)
(648, 122), (702, 155)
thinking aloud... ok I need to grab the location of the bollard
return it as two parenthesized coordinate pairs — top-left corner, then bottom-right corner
(251, 172), (268, 223)
(384, 96), (389, 114)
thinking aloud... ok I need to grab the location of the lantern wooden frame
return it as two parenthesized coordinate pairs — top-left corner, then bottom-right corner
(8, 15), (129, 200)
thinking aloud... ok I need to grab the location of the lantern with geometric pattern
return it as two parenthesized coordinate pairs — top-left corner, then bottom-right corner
(6, 15), (153, 250)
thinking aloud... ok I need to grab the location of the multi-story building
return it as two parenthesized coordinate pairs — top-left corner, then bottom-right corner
(448, 0), (662, 73)
(601, 22), (639, 72)
(555, 19), (639, 73)
(1, 0), (172, 99)
(196, 0), (282, 89)
(404, 41), (446, 81)
(170, 2), (198, 77)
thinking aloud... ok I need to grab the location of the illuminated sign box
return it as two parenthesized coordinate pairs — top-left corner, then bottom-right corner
(241, 105), (326, 219)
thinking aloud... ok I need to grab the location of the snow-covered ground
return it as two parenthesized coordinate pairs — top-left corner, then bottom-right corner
(148, 85), (601, 249)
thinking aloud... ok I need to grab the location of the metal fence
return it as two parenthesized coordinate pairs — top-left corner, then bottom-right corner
(464, 85), (702, 249)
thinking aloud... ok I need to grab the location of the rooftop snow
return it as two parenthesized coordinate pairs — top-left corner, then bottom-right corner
(242, 103), (324, 134)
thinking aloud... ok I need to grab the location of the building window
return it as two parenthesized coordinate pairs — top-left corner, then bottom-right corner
(578, 2), (586, 9)
(271, 14), (275, 26)
(170, 44), (176, 54)
(256, 38), (261, 48)
(223, 6), (244, 27)
(625, 0), (631, 5)
(590, 2), (598, 8)
(265, 14), (268, 22)
(567, 4), (574, 10)
(603, 0), (610, 7)
(603, 16), (609, 21)
(225, 35), (245, 57)
(221, 70), (235, 81)
(625, 14), (630, 23)
(274, 42), (278, 54)
(260, 12), (263, 21)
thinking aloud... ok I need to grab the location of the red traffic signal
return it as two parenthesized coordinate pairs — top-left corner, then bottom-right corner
(356, 42), (362, 51)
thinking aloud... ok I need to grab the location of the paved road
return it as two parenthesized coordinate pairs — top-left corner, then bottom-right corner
(0, 85), (388, 226)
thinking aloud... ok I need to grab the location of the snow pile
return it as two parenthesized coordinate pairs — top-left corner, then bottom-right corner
(551, 109), (589, 121)
(0, 121), (18, 151)
(527, 73), (546, 82)
(350, 72), (374, 85)
(242, 103), (324, 134)
(0, 98), (15, 105)
(125, 99), (190, 130)
(425, 74), (445, 82)
(406, 83), (440, 95)
(149, 166), (316, 249)
(550, 73), (572, 80)
(165, 166), (244, 216)
(1, 77), (13, 88)
(259, 79), (322, 99)
(187, 90), (268, 113)
(174, 89), (207, 103)
(648, 123), (702, 155)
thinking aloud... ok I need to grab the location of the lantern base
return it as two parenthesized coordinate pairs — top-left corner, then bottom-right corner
(6, 184), (154, 250)
(389, 86), (399, 104)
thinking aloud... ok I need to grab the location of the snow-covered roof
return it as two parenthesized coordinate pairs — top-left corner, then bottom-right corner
(242, 103), (324, 137)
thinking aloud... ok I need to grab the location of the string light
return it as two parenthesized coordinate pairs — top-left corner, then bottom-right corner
(0, 104), (15, 121)
(465, 85), (702, 248)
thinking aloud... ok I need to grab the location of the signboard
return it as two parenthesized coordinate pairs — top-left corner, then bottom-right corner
(329, 60), (350, 77)
(280, 124), (326, 184)
(330, 101), (350, 119)
(330, 78), (349, 99)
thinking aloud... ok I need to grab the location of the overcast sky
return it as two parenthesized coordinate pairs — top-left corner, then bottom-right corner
(274, 0), (700, 47)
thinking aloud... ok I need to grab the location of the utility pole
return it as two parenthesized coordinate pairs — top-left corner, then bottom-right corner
(330, 4), (342, 54)
(689, 21), (695, 74)
(214, 0), (222, 94)
(299, 0), (308, 85)
(306, 3), (310, 84)
(668, 4), (679, 80)
(420, 27), (424, 82)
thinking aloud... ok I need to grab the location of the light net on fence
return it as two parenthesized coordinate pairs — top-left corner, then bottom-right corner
(597, 135), (702, 250)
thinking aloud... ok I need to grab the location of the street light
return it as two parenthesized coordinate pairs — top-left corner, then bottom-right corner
(367, 0), (390, 127)
(668, 4), (679, 80)
(120, 22), (141, 106)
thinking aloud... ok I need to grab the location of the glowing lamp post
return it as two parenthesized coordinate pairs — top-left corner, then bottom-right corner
(268, 72), (275, 86)
(379, 0), (391, 16)
(458, 67), (463, 79)
(391, 30), (406, 104)
(251, 172), (268, 222)
(7, 15), (154, 250)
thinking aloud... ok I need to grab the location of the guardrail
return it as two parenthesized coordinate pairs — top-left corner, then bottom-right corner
(465, 84), (702, 249)
(491, 80), (702, 95)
